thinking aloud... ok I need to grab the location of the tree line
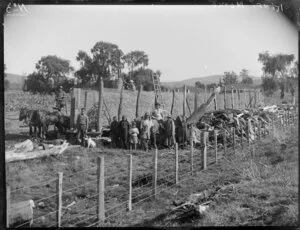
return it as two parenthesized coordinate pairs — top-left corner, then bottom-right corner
(7, 40), (297, 99)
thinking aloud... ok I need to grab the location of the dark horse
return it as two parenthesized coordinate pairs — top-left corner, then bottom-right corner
(19, 108), (70, 138)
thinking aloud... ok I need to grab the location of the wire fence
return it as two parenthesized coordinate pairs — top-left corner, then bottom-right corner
(6, 109), (297, 228)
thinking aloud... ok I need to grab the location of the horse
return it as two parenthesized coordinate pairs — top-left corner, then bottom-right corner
(19, 108), (70, 138)
(19, 108), (43, 138)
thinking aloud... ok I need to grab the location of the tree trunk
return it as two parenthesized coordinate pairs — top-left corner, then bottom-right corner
(97, 77), (104, 132)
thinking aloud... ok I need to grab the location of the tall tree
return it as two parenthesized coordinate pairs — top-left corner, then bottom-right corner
(223, 71), (238, 85)
(258, 51), (295, 98)
(76, 41), (124, 86)
(240, 69), (253, 84)
(122, 50), (149, 79)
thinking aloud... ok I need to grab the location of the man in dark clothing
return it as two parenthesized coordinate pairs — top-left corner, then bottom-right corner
(76, 108), (89, 146)
(110, 116), (119, 148)
(119, 115), (130, 149)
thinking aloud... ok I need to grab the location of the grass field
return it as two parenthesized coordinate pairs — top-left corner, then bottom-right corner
(5, 89), (298, 227)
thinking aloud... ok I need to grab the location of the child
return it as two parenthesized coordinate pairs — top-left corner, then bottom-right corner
(129, 122), (139, 150)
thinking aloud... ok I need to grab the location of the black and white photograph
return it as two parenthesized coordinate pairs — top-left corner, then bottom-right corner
(3, 2), (299, 227)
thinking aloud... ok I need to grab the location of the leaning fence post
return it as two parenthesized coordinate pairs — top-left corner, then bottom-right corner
(214, 130), (218, 164)
(6, 186), (10, 228)
(57, 172), (63, 227)
(84, 90), (88, 111)
(190, 136), (194, 175)
(232, 127), (236, 155)
(202, 132), (207, 170)
(175, 143), (178, 184)
(223, 129), (227, 155)
(97, 157), (105, 222)
(153, 148), (158, 199)
(127, 154), (132, 211)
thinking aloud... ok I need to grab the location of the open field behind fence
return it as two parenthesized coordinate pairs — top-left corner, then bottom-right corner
(6, 109), (298, 227)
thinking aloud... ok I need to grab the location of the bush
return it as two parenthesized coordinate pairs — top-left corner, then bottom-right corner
(262, 77), (277, 96)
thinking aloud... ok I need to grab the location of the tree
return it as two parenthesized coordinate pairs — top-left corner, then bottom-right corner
(261, 76), (277, 96)
(75, 41), (124, 86)
(240, 69), (253, 84)
(122, 50), (149, 79)
(26, 55), (74, 94)
(258, 51), (295, 98)
(223, 71), (238, 85)
(206, 83), (217, 91)
(195, 81), (205, 89)
(4, 64), (9, 90)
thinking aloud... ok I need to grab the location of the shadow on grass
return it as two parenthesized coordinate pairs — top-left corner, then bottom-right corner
(5, 132), (30, 141)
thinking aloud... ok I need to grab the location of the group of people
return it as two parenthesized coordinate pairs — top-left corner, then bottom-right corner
(110, 103), (176, 151)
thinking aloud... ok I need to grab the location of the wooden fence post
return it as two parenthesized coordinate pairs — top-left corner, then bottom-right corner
(232, 127), (236, 155)
(204, 85), (207, 102)
(183, 85), (186, 118)
(175, 143), (178, 184)
(57, 172), (63, 227)
(97, 77), (104, 132)
(231, 86), (234, 109)
(223, 129), (227, 155)
(248, 89), (252, 109)
(70, 88), (76, 128)
(153, 148), (158, 199)
(247, 119), (251, 147)
(238, 88), (241, 109)
(6, 186), (10, 228)
(186, 98), (192, 116)
(214, 87), (217, 111)
(214, 130), (218, 164)
(258, 120), (261, 141)
(118, 79), (124, 122)
(202, 132), (207, 170)
(97, 157), (105, 222)
(190, 133), (194, 175)
(194, 85), (198, 112)
(84, 90), (88, 111)
(223, 86), (226, 109)
(76, 88), (81, 109)
(135, 85), (142, 118)
(127, 154), (132, 211)
(240, 125), (243, 149)
(171, 89), (175, 115)
(244, 89), (247, 109)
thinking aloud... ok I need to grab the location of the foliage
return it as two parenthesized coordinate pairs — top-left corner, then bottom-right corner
(240, 69), (253, 84)
(195, 81), (205, 89)
(258, 51), (295, 98)
(122, 50), (149, 75)
(75, 41), (124, 86)
(261, 76), (277, 96)
(223, 71), (238, 85)
(206, 83), (217, 91)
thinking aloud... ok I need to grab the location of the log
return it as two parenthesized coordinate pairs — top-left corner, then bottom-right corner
(6, 142), (69, 163)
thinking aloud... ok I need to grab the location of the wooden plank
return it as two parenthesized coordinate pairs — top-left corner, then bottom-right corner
(127, 154), (132, 211)
(57, 172), (63, 227)
(97, 157), (105, 222)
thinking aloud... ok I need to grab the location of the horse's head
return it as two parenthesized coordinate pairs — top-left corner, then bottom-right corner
(19, 108), (28, 121)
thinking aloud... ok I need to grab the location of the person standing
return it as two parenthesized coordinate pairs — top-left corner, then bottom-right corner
(129, 122), (139, 150)
(110, 116), (119, 148)
(165, 115), (176, 149)
(140, 112), (153, 151)
(76, 108), (89, 146)
(119, 115), (130, 149)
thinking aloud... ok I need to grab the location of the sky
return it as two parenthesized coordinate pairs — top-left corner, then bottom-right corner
(4, 5), (298, 82)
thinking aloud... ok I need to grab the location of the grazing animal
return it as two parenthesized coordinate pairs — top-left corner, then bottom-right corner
(19, 108), (43, 138)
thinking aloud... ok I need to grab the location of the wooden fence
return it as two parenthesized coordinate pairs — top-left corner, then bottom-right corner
(6, 109), (297, 228)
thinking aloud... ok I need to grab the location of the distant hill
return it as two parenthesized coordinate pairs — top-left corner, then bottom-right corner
(6, 73), (26, 90)
(161, 75), (262, 88)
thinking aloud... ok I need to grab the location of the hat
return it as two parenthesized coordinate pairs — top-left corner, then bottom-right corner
(145, 112), (150, 116)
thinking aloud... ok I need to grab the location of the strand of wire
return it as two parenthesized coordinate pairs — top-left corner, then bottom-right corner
(10, 178), (57, 193)
(62, 178), (99, 194)
(15, 210), (58, 228)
